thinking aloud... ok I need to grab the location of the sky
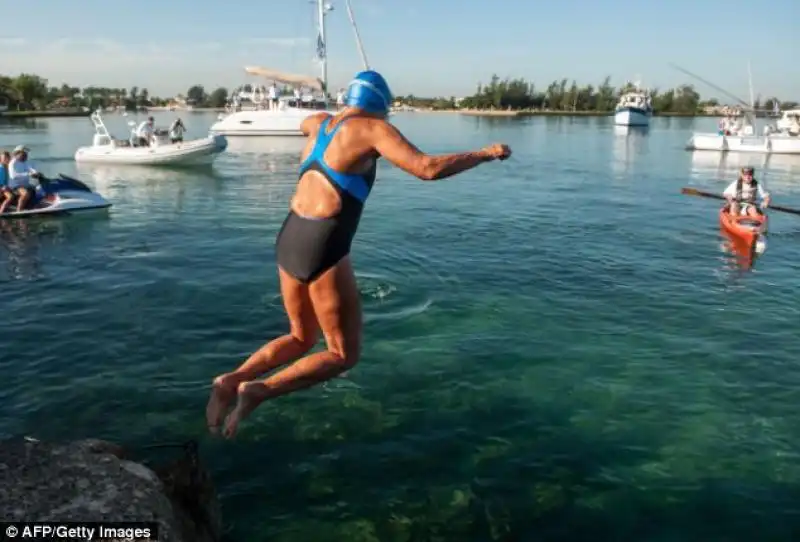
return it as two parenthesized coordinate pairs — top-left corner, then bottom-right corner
(1, 0), (798, 101)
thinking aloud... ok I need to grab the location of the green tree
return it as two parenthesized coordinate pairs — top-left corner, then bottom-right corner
(186, 85), (207, 105)
(207, 87), (229, 108)
(12, 74), (48, 108)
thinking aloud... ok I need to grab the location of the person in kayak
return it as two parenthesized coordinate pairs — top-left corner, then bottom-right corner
(723, 166), (770, 218)
(206, 69), (512, 438)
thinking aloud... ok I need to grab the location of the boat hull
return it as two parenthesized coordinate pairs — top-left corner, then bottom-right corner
(209, 107), (338, 137)
(614, 107), (651, 126)
(687, 133), (800, 154)
(719, 207), (767, 259)
(74, 135), (228, 165)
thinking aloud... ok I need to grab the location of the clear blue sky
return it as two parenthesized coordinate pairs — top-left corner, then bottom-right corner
(2, 0), (797, 101)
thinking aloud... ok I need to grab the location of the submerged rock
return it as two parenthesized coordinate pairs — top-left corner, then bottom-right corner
(0, 436), (220, 542)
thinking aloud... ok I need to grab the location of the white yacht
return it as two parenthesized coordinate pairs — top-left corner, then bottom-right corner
(209, 0), (341, 137)
(613, 82), (653, 126)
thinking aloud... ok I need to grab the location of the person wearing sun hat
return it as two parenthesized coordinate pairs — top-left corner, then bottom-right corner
(6, 144), (41, 211)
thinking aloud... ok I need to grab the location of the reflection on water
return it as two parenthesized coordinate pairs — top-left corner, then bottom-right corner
(689, 152), (800, 189)
(73, 163), (228, 210)
(0, 216), (109, 281)
(611, 125), (649, 176)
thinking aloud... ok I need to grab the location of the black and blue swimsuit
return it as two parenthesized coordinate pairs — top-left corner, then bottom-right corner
(276, 117), (377, 283)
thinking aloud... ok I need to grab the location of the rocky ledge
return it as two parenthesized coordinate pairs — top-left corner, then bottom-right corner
(0, 437), (221, 542)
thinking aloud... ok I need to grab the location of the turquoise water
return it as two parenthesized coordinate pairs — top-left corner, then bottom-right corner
(2, 112), (800, 541)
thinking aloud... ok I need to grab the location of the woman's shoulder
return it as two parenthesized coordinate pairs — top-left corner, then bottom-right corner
(301, 112), (333, 136)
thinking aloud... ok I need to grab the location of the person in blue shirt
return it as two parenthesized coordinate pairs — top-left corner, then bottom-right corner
(0, 150), (13, 214)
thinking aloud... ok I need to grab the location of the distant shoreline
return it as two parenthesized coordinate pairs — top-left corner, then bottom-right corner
(411, 109), (716, 118)
(1, 108), (718, 119)
(0, 109), (92, 119)
(0, 107), (226, 118)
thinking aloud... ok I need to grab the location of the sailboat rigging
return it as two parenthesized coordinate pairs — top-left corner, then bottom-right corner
(209, 0), (369, 137)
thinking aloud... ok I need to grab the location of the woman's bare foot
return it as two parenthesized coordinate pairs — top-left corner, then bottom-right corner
(206, 375), (238, 434)
(223, 381), (269, 439)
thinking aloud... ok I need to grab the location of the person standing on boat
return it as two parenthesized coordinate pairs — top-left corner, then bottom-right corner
(267, 83), (278, 111)
(169, 118), (186, 143)
(5, 145), (40, 212)
(336, 88), (346, 109)
(724, 166), (770, 218)
(135, 117), (155, 146)
(0, 151), (12, 214)
(293, 86), (302, 108)
(206, 69), (512, 438)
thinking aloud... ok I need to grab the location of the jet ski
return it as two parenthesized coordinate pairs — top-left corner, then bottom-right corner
(1, 174), (112, 219)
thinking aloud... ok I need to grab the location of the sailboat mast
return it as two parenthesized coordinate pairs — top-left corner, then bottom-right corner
(317, 0), (328, 93)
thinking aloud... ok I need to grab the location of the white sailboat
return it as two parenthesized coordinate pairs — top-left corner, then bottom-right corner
(684, 62), (800, 155)
(209, 0), (340, 137)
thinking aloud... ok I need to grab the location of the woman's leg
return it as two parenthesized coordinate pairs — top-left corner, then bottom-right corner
(206, 266), (321, 432)
(222, 256), (362, 438)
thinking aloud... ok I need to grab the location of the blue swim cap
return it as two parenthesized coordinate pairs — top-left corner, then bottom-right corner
(345, 70), (392, 114)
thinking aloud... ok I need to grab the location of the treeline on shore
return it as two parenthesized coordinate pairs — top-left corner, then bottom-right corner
(2, 72), (797, 116)
(0, 73), (231, 111)
(395, 75), (798, 114)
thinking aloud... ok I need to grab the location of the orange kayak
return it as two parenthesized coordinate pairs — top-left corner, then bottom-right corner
(719, 207), (768, 257)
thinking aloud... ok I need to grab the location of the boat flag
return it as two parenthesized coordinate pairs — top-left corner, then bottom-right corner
(316, 32), (326, 61)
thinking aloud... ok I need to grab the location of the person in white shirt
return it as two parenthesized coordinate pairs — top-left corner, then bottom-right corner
(336, 88), (345, 109)
(723, 166), (770, 218)
(267, 84), (278, 111)
(5, 145), (41, 212)
(135, 117), (155, 146)
(293, 86), (302, 107)
(169, 118), (186, 143)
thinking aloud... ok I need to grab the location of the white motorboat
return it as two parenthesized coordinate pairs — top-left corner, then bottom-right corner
(613, 82), (653, 126)
(75, 111), (227, 165)
(210, 0), (351, 137)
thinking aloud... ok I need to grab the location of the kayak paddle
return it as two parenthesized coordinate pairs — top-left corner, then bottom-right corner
(681, 187), (800, 216)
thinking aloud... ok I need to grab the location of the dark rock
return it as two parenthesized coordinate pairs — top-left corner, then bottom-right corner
(0, 437), (221, 542)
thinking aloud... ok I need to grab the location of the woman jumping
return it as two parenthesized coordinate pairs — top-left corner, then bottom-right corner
(206, 70), (512, 438)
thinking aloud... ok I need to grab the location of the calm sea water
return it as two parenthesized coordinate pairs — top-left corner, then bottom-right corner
(1, 112), (799, 541)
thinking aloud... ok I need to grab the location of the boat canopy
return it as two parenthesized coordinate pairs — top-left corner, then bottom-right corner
(244, 66), (324, 91)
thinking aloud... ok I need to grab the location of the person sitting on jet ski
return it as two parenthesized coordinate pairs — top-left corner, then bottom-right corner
(6, 145), (41, 212)
(0, 150), (13, 214)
